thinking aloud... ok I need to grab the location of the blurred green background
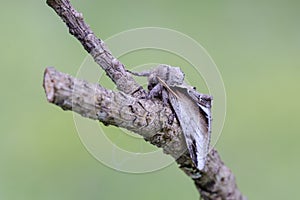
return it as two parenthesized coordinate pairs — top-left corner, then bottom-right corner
(0, 0), (299, 199)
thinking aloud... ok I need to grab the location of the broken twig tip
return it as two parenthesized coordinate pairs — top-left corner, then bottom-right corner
(43, 67), (55, 103)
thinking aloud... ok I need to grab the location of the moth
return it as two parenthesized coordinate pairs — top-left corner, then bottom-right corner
(129, 64), (213, 170)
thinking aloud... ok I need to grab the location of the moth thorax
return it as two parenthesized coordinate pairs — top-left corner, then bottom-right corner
(165, 67), (184, 86)
(155, 65), (185, 86)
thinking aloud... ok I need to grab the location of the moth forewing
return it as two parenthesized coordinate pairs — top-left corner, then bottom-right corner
(170, 87), (211, 170)
(158, 77), (212, 170)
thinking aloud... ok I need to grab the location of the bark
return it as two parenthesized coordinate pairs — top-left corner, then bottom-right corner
(46, 0), (143, 96)
(44, 1), (247, 199)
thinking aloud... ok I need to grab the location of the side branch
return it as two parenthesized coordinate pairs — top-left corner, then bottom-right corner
(43, 67), (246, 200)
(46, 0), (142, 96)
(44, 67), (169, 137)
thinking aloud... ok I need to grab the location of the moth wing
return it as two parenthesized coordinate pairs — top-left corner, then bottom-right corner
(168, 86), (211, 170)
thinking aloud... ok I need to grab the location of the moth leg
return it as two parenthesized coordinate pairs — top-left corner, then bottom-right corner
(126, 69), (151, 77)
(148, 83), (163, 99)
(148, 83), (170, 108)
(161, 89), (169, 106)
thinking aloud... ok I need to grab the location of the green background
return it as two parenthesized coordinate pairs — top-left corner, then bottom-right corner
(1, 0), (299, 199)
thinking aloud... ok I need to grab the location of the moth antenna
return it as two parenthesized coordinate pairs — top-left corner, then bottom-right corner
(126, 69), (151, 77)
(157, 77), (179, 99)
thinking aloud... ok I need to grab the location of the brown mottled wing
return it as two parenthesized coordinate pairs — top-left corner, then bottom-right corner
(168, 86), (212, 170)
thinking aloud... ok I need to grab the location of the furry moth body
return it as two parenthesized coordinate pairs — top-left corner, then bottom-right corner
(129, 65), (212, 170)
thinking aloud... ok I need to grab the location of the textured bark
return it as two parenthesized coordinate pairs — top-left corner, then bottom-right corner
(43, 67), (179, 141)
(44, 0), (247, 199)
(46, 0), (143, 96)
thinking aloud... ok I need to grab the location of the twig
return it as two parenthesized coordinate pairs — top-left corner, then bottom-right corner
(46, 0), (143, 96)
(44, 0), (247, 199)
(43, 67), (176, 139)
